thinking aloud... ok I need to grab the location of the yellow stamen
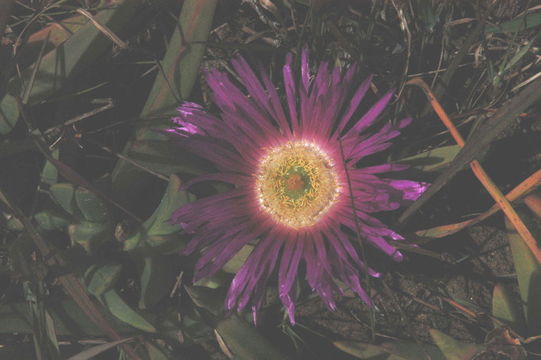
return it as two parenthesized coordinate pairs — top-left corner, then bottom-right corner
(255, 141), (340, 228)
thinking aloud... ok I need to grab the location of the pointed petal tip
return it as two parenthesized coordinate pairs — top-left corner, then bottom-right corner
(392, 251), (404, 262)
(399, 117), (413, 128)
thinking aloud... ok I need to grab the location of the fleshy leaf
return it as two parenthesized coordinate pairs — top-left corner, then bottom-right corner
(215, 316), (287, 360)
(145, 341), (171, 360)
(50, 183), (77, 215)
(485, 11), (541, 33)
(505, 216), (541, 331)
(75, 187), (110, 223)
(185, 286), (225, 316)
(0, 299), (135, 336)
(138, 255), (176, 309)
(112, 0), (217, 204)
(429, 329), (484, 360)
(397, 145), (460, 173)
(123, 175), (191, 251)
(86, 264), (123, 297)
(0, 94), (19, 135)
(0, 0), (143, 134)
(41, 148), (59, 186)
(223, 244), (254, 274)
(68, 221), (112, 253)
(34, 210), (70, 231)
(101, 290), (156, 333)
(335, 340), (446, 360)
(65, 338), (133, 360)
(491, 283), (526, 333)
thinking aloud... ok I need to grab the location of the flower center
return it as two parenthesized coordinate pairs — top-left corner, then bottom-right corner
(255, 141), (340, 228)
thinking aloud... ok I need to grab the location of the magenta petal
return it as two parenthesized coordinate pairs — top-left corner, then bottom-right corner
(301, 48), (310, 91)
(336, 75), (373, 134)
(350, 90), (395, 135)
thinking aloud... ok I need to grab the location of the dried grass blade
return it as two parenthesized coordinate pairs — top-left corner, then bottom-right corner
(417, 169), (541, 238)
(405, 78), (541, 264)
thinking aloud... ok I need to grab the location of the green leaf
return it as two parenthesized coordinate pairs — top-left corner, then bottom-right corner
(397, 145), (460, 173)
(34, 210), (70, 231)
(0, 94), (19, 135)
(50, 183), (76, 214)
(41, 147), (59, 186)
(486, 11), (541, 33)
(123, 175), (191, 251)
(334, 340), (445, 360)
(138, 255), (176, 309)
(112, 0), (217, 203)
(86, 264), (122, 297)
(0, 138), (35, 159)
(223, 244), (253, 274)
(66, 338), (133, 360)
(429, 329), (483, 360)
(68, 221), (112, 253)
(75, 187), (110, 223)
(0, 0), (144, 134)
(19, 14), (89, 62)
(102, 290), (156, 333)
(145, 175), (191, 236)
(145, 341), (171, 360)
(5, 215), (24, 231)
(185, 286), (225, 316)
(0, 299), (135, 336)
(491, 283), (526, 333)
(505, 217), (541, 329)
(215, 316), (287, 360)
(140, 0), (218, 118)
(526, 268), (541, 335)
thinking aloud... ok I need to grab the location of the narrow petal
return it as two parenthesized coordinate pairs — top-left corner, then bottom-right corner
(336, 75), (373, 134)
(348, 90), (395, 136)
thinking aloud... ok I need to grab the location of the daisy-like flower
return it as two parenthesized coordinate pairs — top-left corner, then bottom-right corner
(168, 50), (428, 324)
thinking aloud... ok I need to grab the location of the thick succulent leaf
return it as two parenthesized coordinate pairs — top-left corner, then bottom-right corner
(222, 244), (254, 274)
(0, 300), (135, 336)
(17, 14), (89, 68)
(138, 255), (176, 309)
(41, 148), (59, 186)
(215, 316), (287, 360)
(124, 175), (191, 251)
(50, 183), (77, 215)
(505, 217), (541, 331)
(144, 175), (191, 236)
(75, 187), (110, 223)
(397, 145), (460, 173)
(526, 269), (541, 335)
(34, 210), (70, 231)
(145, 341), (171, 360)
(185, 286), (225, 316)
(86, 264), (122, 297)
(66, 338), (133, 360)
(101, 290), (156, 333)
(491, 283), (526, 334)
(0, 94), (19, 135)
(112, 0), (217, 203)
(140, 0), (218, 118)
(334, 340), (445, 360)
(0, 0), (143, 135)
(486, 11), (541, 33)
(68, 221), (113, 253)
(429, 329), (484, 360)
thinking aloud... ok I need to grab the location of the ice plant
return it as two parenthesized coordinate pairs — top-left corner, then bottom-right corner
(168, 50), (428, 324)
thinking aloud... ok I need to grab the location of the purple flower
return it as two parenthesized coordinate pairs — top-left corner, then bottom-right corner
(168, 50), (428, 324)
